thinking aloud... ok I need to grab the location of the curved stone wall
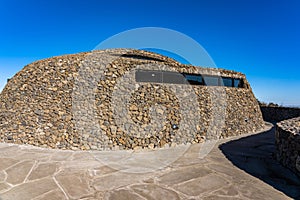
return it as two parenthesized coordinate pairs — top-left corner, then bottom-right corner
(260, 106), (300, 123)
(0, 49), (264, 150)
(276, 117), (300, 176)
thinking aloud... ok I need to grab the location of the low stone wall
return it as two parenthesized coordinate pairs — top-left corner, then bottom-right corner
(260, 106), (300, 123)
(275, 117), (300, 176)
(0, 49), (265, 150)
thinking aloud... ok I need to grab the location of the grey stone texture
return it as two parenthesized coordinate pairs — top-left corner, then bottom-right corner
(0, 123), (297, 199)
(0, 49), (264, 150)
(260, 106), (300, 123)
(276, 117), (300, 176)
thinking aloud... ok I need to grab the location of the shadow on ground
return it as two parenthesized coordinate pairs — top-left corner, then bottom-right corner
(220, 126), (300, 199)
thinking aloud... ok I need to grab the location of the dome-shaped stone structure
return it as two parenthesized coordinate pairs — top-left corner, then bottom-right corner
(0, 49), (264, 150)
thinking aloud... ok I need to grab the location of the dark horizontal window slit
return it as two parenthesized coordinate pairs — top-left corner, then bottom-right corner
(120, 54), (165, 62)
(135, 70), (244, 88)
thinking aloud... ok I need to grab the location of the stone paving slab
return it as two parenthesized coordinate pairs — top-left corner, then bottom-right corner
(0, 123), (298, 200)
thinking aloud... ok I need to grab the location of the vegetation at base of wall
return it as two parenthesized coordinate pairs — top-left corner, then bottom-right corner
(257, 99), (300, 109)
(257, 99), (281, 107)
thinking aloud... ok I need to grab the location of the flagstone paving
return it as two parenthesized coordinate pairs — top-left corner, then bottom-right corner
(0, 123), (299, 200)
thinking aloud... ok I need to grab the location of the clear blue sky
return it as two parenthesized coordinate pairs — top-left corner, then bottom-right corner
(0, 0), (299, 106)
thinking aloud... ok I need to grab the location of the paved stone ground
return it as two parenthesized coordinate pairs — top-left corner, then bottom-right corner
(0, 123), (299, 200)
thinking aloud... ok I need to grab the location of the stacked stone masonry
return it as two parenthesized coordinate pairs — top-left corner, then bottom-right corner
(276, 117), (300, 176)
(260, 106), (300, 123)
(0, 49), (265, 150)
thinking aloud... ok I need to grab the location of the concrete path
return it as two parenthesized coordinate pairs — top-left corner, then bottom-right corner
(0, 123), (299, 200)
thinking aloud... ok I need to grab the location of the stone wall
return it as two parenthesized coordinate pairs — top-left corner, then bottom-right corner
(0, 49), (265, 150)
(260, 106), (300, 123)
(275, 117), (300, 176)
